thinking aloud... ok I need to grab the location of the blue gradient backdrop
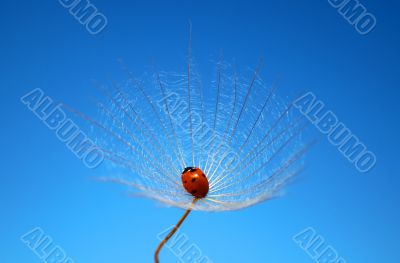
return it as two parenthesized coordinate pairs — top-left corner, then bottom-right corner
(1, 1), (399, 262)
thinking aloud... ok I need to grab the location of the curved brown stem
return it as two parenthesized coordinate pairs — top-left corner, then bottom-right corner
(154, 199), (198, 263)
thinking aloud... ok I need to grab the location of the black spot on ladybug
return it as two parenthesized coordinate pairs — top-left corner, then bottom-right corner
(202, 173), (206, 177)
(184, 180), (187, 184)
(191, 178), (196, 182)
(191, 190), (197, 195)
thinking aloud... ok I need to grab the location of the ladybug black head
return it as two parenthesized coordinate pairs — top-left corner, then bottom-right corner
(182, 167), (197, 174)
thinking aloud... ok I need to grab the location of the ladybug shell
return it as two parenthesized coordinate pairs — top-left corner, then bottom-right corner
(181, 167), (209, 198)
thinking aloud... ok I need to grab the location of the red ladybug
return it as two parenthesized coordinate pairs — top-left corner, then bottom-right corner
(181, 167), (209, 198)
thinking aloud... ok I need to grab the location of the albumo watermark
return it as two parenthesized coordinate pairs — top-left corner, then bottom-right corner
(21, 227), (75, 263)
(58, 0), (108, 35)
(21, 88), (104, 169)
(157, 226), (213, 263)
(157, 90), (240, 171)
(328, 0), (376, 35)
(294, 92), (376, 173)
(293, 227), (346, 263)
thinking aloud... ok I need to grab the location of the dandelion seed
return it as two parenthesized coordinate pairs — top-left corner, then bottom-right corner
(66, 31), (311, 262)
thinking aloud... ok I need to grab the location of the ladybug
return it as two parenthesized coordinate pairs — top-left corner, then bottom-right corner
(181, 167), (209, 198)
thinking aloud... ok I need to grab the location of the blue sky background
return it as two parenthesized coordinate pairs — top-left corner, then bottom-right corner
(1, 0), (399, 262)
